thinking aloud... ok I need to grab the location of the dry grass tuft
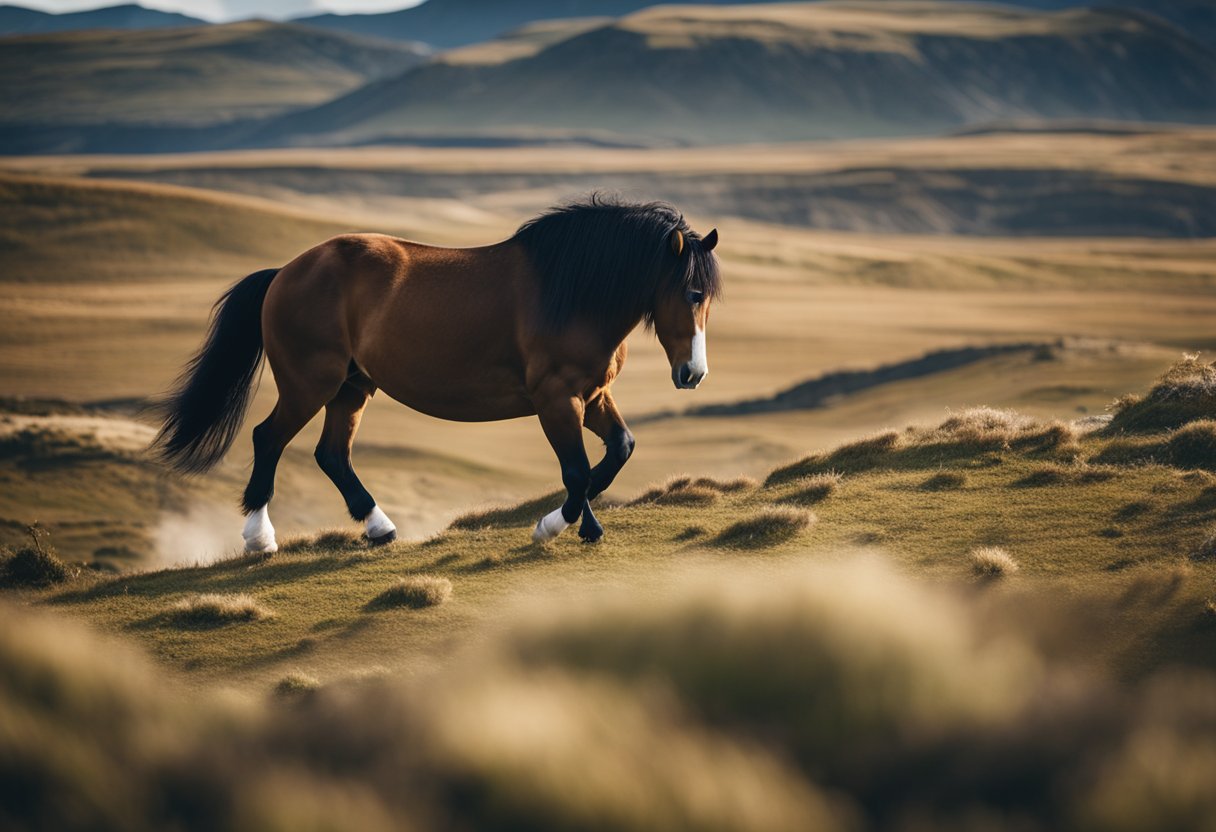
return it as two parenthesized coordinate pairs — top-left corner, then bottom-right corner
(692, 476), (759, 493)
(1014, 465), (1071, 488)
(675, 525), (707, 541)
(930, 408), (1078, 455)
(920, 471), (967, 491)
(652, 485), (721, 507)
(970, 546), (1019, 578)
(781, 472), (841, 505)
(167, 593), (272, 626)
(713, 508), (814, 548)
(274, 671), (320, 699)
(1192, 529), (1216, 562)
(282, 529), (364, 554)
(372, 575), (453, 610)
(630, 475), (723, 507)
(1107, 356), (1216, 433)
(449, 490), (565, 531)
(1205, 599), (1216, 619)
(1166, 420), (1216, 471)
(0, 525), (72, 589)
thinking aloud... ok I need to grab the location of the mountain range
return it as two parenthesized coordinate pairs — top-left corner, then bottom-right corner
(253, 2), (1216, 148)
(0, 3), (202, 35)
(0, 20), (427, 152)
(2, 0), (1216, 154)
(296, 0), (1216, 50)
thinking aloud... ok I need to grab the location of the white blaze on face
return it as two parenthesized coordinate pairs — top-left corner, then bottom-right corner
(242, 505), (277, 554)
(688, 325), (708, 378)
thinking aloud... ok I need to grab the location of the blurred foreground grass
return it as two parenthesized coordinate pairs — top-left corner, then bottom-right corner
(2, 359), (1216, 830)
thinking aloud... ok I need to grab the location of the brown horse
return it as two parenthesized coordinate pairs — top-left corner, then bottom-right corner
(153, 197), (720, 552)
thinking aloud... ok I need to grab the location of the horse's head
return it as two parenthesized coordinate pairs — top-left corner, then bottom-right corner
(654, 227), (719, 390)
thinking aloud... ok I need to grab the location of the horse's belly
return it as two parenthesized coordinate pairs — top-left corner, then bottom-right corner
(368, 359), (535, 423)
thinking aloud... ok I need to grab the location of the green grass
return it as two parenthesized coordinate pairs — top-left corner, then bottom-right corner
(25, 404), (1216, 690)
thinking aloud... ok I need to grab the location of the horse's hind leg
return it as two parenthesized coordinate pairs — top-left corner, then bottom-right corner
(314, 373), (397, 546)
(241, 362), (345, 553)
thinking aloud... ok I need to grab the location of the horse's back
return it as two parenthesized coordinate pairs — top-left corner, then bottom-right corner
(264, 233), (537, 421)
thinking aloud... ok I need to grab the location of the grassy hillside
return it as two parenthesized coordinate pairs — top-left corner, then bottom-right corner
(0, 170), (381, 283)
(263, 1), (1216, 148)
(5, 358), (1210, 689)
(0, 20), (427, 146)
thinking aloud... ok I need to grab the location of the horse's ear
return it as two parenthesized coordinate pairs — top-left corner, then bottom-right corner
(702, 228), (719, 252)
(669, 229), (685, 257)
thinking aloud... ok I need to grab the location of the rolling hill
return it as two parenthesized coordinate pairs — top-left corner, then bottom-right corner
(0, 20), (428, 153)
(260, 2), (1216, 148)
(297, 0), (787, 48)
(0, 2), (203, 36)
(296, 0), (1216, 51)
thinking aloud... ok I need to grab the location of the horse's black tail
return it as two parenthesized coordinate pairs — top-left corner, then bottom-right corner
(152, 268), (278, 474)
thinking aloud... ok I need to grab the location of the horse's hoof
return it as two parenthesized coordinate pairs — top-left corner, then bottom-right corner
(244, 539), (277, 555)
(578, 523), (604, 543)
(368, 529), (397, 547)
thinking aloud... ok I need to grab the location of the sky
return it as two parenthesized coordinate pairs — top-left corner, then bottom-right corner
(13, 0), (426, 20)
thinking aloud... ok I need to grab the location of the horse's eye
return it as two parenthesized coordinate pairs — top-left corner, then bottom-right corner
(685, 290), (704, 306)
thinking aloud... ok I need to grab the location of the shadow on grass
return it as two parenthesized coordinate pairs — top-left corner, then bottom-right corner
(49, 553), (351, 606)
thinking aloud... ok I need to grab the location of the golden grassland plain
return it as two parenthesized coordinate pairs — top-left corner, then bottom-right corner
(3, 131), (1216, 559)
(3, 128), (1216, 828)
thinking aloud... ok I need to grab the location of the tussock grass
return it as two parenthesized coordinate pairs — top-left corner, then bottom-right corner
(780, 472), (841, 505)
(768, 410), (1077, 484)
(372, 575), (452, 609)
(1014, 464), (1071, 487)
(1166, 420), (1216, 471)
(692, 476), (758, 493)
(1192, 530), (1216, 562)
(921, 471), (967, 491)
(0, 526), (72, 589)
(1108, 356), (1216, 433)
(713, 508), (814, 548)
(274, 671), (320, 699)
(652, 485), (720, 507)
(675, 525), (707, 541)
(449, 490), (565, 531)
(167, 593), (272, 626)
(970, 546), (1019, 578)
(629, 475), (729, 507)
(282, 529), (364, 554)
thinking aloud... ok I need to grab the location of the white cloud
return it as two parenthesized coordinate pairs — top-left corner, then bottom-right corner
(12, 0), (425, 22)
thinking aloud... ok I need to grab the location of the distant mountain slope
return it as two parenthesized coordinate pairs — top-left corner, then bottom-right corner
(0, 3), (203, 36)
(296, 0), (1216, 49)
(0, 20), (428, 142)
(260, 2), (1216, 148)
(985, 0), (1216, 49)
(297, 0), (788, 48)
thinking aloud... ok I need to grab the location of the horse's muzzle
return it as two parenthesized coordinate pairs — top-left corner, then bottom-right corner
(673, 362), (706, 389)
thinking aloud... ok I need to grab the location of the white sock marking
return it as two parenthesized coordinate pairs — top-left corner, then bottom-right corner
(532, 507), (570, 543)
(242, 505), (277, 554)
(365, 505), (396, 540)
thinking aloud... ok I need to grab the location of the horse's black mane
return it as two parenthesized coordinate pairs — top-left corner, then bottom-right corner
(513, 195), (721, 329)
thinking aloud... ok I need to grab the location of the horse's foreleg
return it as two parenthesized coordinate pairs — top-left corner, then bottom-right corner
(532, 391), (591, 543)
(315, 375), (397, 546)
(584, 390), (635, 500)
